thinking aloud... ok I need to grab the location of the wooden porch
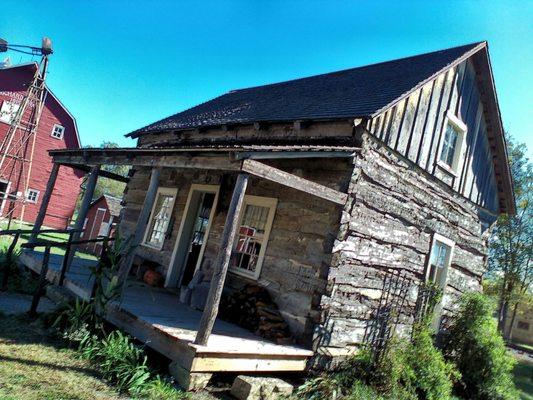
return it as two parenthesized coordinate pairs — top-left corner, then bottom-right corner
(19, 249), (313, 387)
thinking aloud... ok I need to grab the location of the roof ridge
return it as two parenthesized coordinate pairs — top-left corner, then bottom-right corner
(229, 42), (485, 93)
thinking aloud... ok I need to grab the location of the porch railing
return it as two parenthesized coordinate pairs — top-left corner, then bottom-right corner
(0, 228), (80, 291)
(0, 227), (113, 316)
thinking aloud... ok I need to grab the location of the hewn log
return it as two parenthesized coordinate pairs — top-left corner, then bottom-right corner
(195, 173), (249, 345)
(242, 159), (347, 205)
(29, 162), (60, 243)
(51, 152), (242, 171)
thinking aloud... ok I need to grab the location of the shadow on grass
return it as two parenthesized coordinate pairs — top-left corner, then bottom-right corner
(0, 313), (103, 379)
(0, 354), (97, 375)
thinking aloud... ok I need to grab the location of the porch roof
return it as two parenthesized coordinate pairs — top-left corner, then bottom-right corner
(49, 144), (358, 206)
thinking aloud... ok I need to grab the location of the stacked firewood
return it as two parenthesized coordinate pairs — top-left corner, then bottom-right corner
(220, 284), (292, 344)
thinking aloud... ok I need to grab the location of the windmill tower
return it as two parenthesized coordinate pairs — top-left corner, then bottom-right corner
(0, 37), (53, 228)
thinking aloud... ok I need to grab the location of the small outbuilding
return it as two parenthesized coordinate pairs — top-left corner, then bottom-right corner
(80, 194), (122, 255)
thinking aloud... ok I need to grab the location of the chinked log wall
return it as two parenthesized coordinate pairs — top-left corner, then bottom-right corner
(315, 131), (490, 356)
(119, 158), (352, 344)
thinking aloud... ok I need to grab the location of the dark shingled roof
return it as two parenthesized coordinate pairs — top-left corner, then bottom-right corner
(128, 42), (483, 138)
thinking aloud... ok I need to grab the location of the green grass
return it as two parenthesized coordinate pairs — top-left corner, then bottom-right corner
(0, 313), (215, 399)
(514, 360), (533, 400)
(0, 314), (124, 400)
(0, 220), (96, 260)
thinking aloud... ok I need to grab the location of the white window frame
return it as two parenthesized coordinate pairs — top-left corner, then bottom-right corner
(437, 111), (467, 175)
(165, 184), (220, 287)
(0, 100), (20, 125)
(229, 195), (277, 280)
(142, 187), (178, 250)
(51, 124), (65, 140)
(25, 188), (40, 203)
(426, 233), (455, 329)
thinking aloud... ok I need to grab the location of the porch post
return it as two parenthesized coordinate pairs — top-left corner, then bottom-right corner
(117, 167), (160, 283)
(29, 162), (60, 243)
(64, 165), (100, 270)
(195, 173), (248, 346)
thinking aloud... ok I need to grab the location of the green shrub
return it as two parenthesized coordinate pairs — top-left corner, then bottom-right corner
(80, 330), (151, 394)
(295, 374), (344, 399)
(0, 246), (37, 294)
(442, 292), (519, 400)
(346, 380), (384, 400)
(142, 376), (189, 400)
(49, 299), (95, 343)
(402, 322), (459, 400)
(296, 322), (457, 400)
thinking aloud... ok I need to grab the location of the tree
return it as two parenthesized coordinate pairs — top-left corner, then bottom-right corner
(92, 141), (129, 200)
(75, 142), (129, 212)
(488, 135), (532, 338)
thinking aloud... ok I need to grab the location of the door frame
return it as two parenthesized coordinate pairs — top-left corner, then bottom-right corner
(0, 179), (11, 216)
(165, 184), (219, 288)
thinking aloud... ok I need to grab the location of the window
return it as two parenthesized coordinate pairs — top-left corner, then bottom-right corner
(26, 189), (39, 203)
(143, 187), (177, 250)
(230, 195), (277, 279)
(438, 112), (467, 173)
(51, 124), (65, 139)
(0, 100), (20, 124)
(426, 234), (455, 328)
(517, 321), (530, 331)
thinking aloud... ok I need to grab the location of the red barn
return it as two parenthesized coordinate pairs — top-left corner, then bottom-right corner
(80, 194), (122, 255)
(0, 62), (83, 228)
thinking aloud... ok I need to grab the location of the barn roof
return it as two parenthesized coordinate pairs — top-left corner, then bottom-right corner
(90, 194), (123, 217)
(103, 194), (123, 217)
(127, 42), (484, 138)
(0, 62), (82, 148)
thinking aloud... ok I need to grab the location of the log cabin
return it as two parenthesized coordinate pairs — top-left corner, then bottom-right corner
(33, 41), (514, 388)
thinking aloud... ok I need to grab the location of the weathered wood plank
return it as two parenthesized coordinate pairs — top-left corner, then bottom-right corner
(195, 173), (249, 346)
(52, 153), (243, 171)
(242, 159), (348, 205)
(419, 74), (445, 170)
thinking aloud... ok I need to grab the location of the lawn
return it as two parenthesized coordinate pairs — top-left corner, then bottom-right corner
(0, 220), (96, 260)
(0, 313), (125, 400)
(515, 359), (533, 400)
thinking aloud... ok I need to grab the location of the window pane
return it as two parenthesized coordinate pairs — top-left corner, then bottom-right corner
(439, 123), (459, 167)
(146, 193), (175, 247)
(231, 204), (270, 274)
(429, 241), (450, 286)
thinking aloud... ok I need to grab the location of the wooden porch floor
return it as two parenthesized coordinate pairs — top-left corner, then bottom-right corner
(19, 250), (313, 375)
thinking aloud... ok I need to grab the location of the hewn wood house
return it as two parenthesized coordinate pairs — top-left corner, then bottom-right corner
(0, 62), (83, 228)
(37, 41), (514, 387)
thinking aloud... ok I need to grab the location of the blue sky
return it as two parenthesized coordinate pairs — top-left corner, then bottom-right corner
(1, 1), (531, 153)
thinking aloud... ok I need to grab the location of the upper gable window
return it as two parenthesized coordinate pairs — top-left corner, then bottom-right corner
(438, 112), (467, 173)
(51, 124), (65, 139)
(0, 100), (20, 124)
